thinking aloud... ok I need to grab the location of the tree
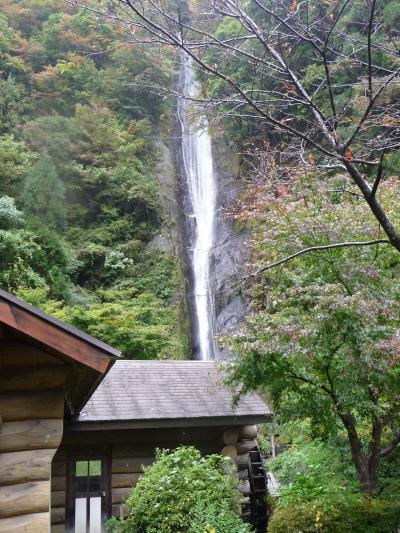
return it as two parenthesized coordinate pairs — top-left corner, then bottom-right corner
(0, 77), (26, 133)
(76, 0), (400, 254)
(228, 289), (400, 494)
(23, 154), (66, 230)
(0, 135), (33, 197)
(224, 172), (400, 494)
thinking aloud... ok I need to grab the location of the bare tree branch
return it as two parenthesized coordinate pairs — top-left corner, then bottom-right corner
(249, 239), (390, 278)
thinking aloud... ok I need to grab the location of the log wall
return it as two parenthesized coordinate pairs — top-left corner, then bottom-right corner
(0, 342), (65, 533)
(50, 424), (260, 530)
(220, 425), (260, 523)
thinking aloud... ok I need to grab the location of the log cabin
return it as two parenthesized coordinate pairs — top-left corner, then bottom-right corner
(0, 290), (271, 533)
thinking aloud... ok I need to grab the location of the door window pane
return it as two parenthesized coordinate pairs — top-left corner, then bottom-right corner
(74, 497), (87, 533)
(76, 461), (89, 477)
(89, 497), (102, 533)
(89, 461), (101, 476)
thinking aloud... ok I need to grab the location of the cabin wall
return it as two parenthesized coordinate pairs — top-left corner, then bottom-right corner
(51, 424), (261, 530)
(0, 342), (66, 533)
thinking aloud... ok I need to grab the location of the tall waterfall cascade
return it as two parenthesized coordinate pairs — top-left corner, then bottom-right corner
(177, 55), (217, 361)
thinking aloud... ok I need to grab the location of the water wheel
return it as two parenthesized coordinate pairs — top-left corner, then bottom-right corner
(243, 446), (269, 532)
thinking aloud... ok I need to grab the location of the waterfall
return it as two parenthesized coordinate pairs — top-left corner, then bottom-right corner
(177, 54), (217, 361)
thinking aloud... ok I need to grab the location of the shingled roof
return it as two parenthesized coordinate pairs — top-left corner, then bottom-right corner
(75, 360), (271, 429)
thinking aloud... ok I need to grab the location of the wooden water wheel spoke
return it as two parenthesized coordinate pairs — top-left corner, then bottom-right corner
(247, 447), (269, 532)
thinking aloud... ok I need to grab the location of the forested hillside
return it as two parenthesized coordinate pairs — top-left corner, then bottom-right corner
(0, 0), (189, 358)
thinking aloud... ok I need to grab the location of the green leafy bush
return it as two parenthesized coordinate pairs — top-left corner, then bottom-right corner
(189, 500), (252, 533)
(268, 497), (400, 533)
(269, 439), (358, 506)
(107, 446), (249, 533)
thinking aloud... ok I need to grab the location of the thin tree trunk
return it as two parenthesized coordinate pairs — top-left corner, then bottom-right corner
(340, 413), (381, 494)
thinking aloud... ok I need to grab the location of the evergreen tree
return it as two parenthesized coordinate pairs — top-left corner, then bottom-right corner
(23, 154), (66, 230)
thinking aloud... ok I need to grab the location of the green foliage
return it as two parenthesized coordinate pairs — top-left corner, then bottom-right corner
(0, 14), (29, 78)
(0, 0), (187, 360)
(0, 77), (26, 133)
(0, 223), (73, 298)
(107, 446), (248, 533)
(0, 225), (71, 298)
(0, 229), (45, 290)
(268, 497), (400, 533)
(225, 173), (400, 493)
(0, 134), (33, 197)
(101, 46), (174, 123)
(189, 500), (252, 533)
(23, 154), (66, 230)
(40, 289), (185, 359)
(0, 196), (23, 229)
(383, 1), (400, 28)
(379, 449), (400, 498)
(269, 436), (357, 505)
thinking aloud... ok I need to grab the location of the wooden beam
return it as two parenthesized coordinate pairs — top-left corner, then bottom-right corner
(112, 487), (132, 504)
(51, 490), (65, 508)
(0, 419), (63, 453)
(111, 457), (153, 474)
(67, 414), (272, 431)
(51, 525), (65, 533)
(236, 453), (249, 469)
(112, 504), (128, 518)
(0, 343), (65, 368)
(0, 449), (56, 485)
(0, 302), (112, 373)
(0, 391), (64, 421)
(236, 439), (258, 454)
(51, 476), (66, 492)
(0, 512), (49, 533)
(51, 461), (66, 477)
(0, 365), (67, 392)
(0, 481), (50, 518)
(51, 506), (65, 525)
(112, 473), (141, 489)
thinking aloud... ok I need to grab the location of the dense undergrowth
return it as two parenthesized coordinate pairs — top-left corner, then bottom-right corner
(0, 0), (188, 358)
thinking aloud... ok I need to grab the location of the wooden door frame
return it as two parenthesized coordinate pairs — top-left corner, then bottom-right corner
(65, 445), (111, 533)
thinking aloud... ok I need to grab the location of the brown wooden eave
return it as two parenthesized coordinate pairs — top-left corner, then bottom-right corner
(0, 289), (120, 373)
(66, 413), (273, 431)
(0, 289), (120, 416)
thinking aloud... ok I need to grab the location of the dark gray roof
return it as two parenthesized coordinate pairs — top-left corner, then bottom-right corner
(78, 360), (271, 426)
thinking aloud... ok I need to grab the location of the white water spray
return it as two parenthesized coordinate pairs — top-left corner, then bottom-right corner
(177, 54), (217, 361)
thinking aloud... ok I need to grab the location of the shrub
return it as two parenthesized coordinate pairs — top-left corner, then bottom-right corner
(107, 446), (249, 533)
(189, 500), (252, 533)
(268, 497), (400, 533)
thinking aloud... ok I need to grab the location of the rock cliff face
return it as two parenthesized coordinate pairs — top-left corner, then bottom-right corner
(148, 135), (192, 351)
(209, 135), (248, 357)
(169, 111), (248, 358)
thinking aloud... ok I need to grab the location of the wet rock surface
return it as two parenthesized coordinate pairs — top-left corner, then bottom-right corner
(210, 135), (248, 357)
